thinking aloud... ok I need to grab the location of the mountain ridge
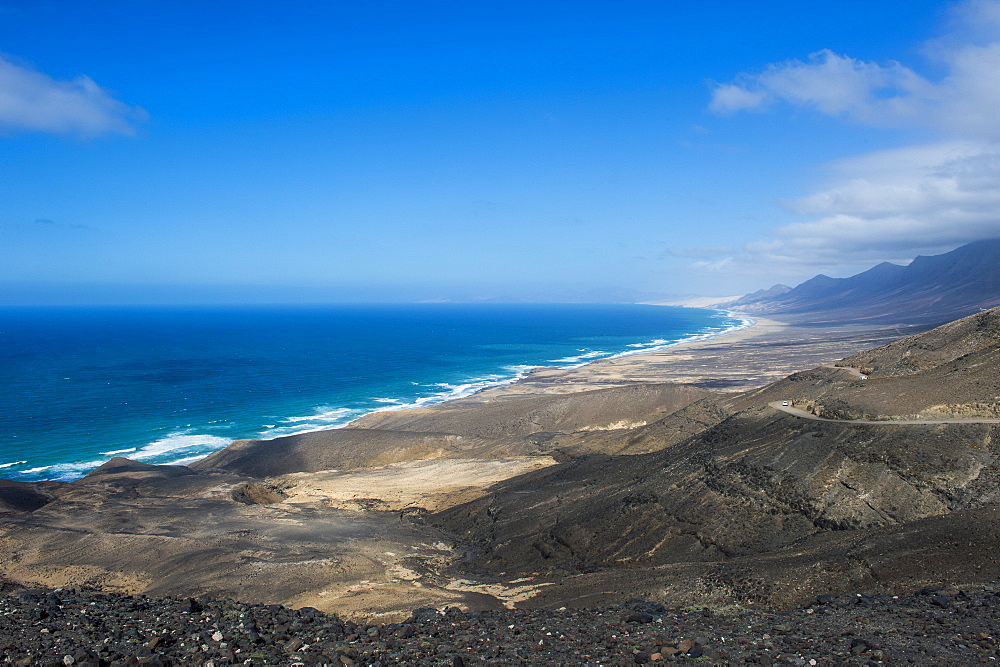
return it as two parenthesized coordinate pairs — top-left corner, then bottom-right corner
(729, 239), (1000, 325)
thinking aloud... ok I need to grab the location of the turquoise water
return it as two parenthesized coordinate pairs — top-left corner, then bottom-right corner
(0, 304), (747, 481)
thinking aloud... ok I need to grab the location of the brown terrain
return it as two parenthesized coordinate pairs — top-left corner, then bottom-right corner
(1, 308), (999, 625)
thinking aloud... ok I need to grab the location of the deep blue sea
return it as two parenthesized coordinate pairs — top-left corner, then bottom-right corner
(0, 304), (747, 481)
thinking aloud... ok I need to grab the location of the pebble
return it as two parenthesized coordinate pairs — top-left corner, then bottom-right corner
(0, 586), (997, 664)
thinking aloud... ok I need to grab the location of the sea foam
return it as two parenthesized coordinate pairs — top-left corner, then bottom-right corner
(131, 432), (232, 464)
(548, 350), (610, 365)
(20, 459), (109, 481)
(1, 304), (749, 481)
(254, 312), (752, 442)
(99, 447), (138, 456)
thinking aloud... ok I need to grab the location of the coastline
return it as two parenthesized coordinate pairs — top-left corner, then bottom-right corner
(180, 307), (756, 441)
(0, 304), (742, 481)
(341, 308), (756, 414)
(447, 312), (909, 404)
(0, 309), (962, 621)
(3, 306), (908, 482)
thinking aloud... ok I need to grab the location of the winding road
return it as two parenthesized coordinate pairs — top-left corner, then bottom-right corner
(769, 401), (1000, 425)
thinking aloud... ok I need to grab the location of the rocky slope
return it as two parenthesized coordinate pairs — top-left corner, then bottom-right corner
(2, 307), (1000, 624)
(727, 306), (1000, 420)
(192, 383), (716, 475)
(1, 583), (997, 665)
(431, 307), (1000, 606)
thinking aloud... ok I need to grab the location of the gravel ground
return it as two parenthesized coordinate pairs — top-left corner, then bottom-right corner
(1, 585), (997, 665)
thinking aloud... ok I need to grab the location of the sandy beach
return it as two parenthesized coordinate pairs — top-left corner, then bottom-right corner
(0, 310), (931, 620)
(454, 314), (914, 403)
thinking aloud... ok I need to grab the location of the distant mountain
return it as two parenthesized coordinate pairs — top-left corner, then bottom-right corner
(731, 239), (1000, 325)
(725, 283), (792, 307)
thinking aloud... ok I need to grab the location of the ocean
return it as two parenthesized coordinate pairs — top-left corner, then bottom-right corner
(0, 303), (747, 481)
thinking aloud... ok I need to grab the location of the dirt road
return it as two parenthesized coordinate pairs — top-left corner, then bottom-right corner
(769, 401), (1000, 425)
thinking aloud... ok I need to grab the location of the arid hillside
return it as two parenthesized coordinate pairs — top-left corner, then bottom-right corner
(192, 383), (717, 474)
(2, 309), (1000, 617)
(432, 307), (1000, 607)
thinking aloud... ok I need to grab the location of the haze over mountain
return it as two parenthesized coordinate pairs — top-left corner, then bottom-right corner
(727, 240), (1000, 326)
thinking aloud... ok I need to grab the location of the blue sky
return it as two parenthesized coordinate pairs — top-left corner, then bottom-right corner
(2, 0), (998, 304)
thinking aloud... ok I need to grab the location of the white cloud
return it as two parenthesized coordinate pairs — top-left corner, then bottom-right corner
(709, 49), (935, 128)
(710, 1), (1000, 139)
(699, 0), (1000, 284)
(708, 83), (769, 114)
(690, 256), (734, 272)
(0, 55), (146, 136)
(723, 140), (1000, 277)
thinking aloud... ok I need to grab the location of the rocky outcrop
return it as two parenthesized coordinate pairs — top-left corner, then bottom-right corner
(843, 306), (1000, 375)
(230, 481), (288, 505)
(0, 480), (56, 513)
(435, 413), (999, 574)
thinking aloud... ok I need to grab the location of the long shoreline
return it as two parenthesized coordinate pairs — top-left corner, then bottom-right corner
(450, 312), (781, 401)
(165, 309), (754, 445)
(346, 308), (757, 411)
(457, 313), (912, 402)
(6, 307), (910, 482)
(0, 308), (955, 622)
(3, 305), (749, 481)
(195, 307), (755, 436)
